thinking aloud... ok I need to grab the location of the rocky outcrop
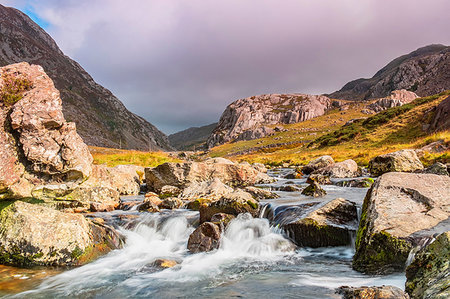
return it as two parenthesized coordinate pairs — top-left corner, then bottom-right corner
(145, 158), (272, 193)
(406, 231), (450, 299)
(330, 44), (450, 100)
(312, 159), (359, 178)
(207, 94), (331, 147)
(337, 286), (409, 299)
(353, 172), (450, 274)
(283, 198), (358, 247)
(368, 149), (424, 176)
(0, 63), (93, 199)
(302, 155), (335, 175)
(429, 95), (450, 132)
(0, 201), (121, 266)
(0, 5), (171, 150)
(366, 90), (418, 112)
(187, 222), (221, 253)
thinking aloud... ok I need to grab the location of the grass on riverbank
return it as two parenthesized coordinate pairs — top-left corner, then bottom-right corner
(89, 146), (182, 167)
(209, 91), (450, 167)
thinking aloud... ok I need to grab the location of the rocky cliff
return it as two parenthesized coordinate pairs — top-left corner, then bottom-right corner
(207, 94), (331, 148)
(169, 123), (217, 150)
(330, 44), (450, 100)
(0, 5), (172, 151)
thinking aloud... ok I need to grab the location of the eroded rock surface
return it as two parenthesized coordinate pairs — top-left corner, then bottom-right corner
(368, 149), (423, 176)
(366, 89), (418, 113)
(337, 285), (410, 299)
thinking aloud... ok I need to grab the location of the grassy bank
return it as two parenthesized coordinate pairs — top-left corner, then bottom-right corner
(89, 147), (181, 167)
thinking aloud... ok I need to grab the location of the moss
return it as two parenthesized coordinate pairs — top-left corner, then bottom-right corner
(74, 242), (111, 266)
(246, 200), (258, 209)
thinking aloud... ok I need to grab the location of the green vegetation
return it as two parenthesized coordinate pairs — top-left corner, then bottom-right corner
(0, 73), (32, 107)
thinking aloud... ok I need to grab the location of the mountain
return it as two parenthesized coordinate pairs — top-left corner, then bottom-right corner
(0, 5), (172, 151)
(169, 123), (217, 150)
(330, 44), (450, 100)
(207, 94), (332, 148)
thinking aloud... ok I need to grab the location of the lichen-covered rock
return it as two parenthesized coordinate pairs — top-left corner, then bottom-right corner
(307, 174), (332, 185)
(423, 162), (449, 176)
(406, 231), (450, 299)
(301, 181), (327, 197)
(353, 172), (450, 274)
(337, 285), (410, 299)
(160, 185), (182, 198)
(244, 186), (279, 200)
(187, 222), (221, 253)
(0, 201), (121, 266)
(0, 62), (93, 199)
(283, 198), (358, 247)
(313, 159), (359, 178)
(145, 158), (272, 193)
(160, 197), (184, 210)
(302, 155), (335, 175)
(335, 178), (374, 188)
(368, 149), (423, 176)
(207, 93), (332, 147)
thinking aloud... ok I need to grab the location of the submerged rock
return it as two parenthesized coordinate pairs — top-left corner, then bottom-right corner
(406, 231), (450, 299)
(301, 181), (327, 197)
(283, 198), (358, 247)
(353, 172), (450, 274)
(302, 155), (335, 175)
(187, 222), (221, 253)
(368, 149), (423, 176)
(0, 201), (121, 266)
(337, 285), (409, 299)
(335, 178), (374, 188)
(152, 259), (178, 268)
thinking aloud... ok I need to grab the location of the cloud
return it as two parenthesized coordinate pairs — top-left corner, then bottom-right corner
(7, 0), (450, 133)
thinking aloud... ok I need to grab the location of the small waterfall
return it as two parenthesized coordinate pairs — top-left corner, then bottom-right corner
(405, 236), (436, 267)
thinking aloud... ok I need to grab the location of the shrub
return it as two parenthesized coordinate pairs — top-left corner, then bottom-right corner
(0, 73), (32, 107)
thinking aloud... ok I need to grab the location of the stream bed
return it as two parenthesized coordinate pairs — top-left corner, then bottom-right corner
(1, 169), (406, 298)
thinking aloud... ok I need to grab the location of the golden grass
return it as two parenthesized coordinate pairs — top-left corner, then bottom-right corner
(209, 94), (450, 167)
(89, 146), (182, 168)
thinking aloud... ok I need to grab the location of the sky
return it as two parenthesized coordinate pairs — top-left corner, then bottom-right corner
(4, 0), (450, 134)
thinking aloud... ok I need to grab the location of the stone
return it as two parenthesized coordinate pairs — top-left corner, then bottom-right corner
(429, 95), (450, 132)
(368, 149), (424, 176)
(252, 163), (267, 173)
(283, 198), (358, 247)
(337, 286), (410, 299)
(160, 185), (182, 198)
(406, 231), (450, 299)
(210, 213), (235, 229)
(118, 201), (141, 211)
(187, 222), (221, 253)
(313, 159), (359, 178)
(424, 162), (449, 176)
(137, 201), (160, 213)
(276, 185), (302, 192)
(0, 201), (121, 266)
(145, 159), (272, 193)
(335, 178), (375, 188)
(160, 197), (184, 210)
(353, 172), (450, 274)
(153, 259), (178, 268)
(66, 186), (120, 212)
(144, 193), (162, 206)
(302, 155), (335, 175)
(307, 174), (332, 185)
(244, 186), (279, 200)
(181, 178), (234, 201)
(199, 192), (259, 223)
(301, 181), (327, 197)
(366, 89), (418, 113)
(207, 93), (332, 147)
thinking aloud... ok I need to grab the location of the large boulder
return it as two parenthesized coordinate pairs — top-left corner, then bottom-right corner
(368, 149), (424, 176)
(313, 159), (359, 178)
(302, 155), (335, 175)
(145, 158), (272, 193)
(337, 285), (409, 299)
(0, 63), (93, 199)
(406, 231), (450, 299)
(283, 198), (358, 247)
(181, 178), (234, 201)
(187, 222), (221, 253)
(0, 201), (121, 266)
(353, 172), (450, 274)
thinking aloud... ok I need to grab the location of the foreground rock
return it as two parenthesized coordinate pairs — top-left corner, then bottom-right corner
(302, 155), (335, 175)
(0, 201), (121, 266)
(145, 158), (272, 193)
(353, 172), (450, 274)
(283, 198), (358, 247)
(0, 62), (93, 199)
(313, 159), (359, 178)
(337, 286), (409, 299)
(368, 149), (424, 176)
(406, 231), (450, 299)
(187, 222), (221, 253)
(199, 192), (259, 223)
(207, 93), (332, 147)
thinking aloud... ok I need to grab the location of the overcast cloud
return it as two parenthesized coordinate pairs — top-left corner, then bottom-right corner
(5, 0), (450, 133)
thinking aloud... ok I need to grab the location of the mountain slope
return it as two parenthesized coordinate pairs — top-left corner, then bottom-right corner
(0, 5), (172, 151)
(330, 44), (450, 100)
(169, 123), (217, 150)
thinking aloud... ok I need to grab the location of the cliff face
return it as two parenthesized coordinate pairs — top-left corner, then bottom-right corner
(0, 5), (172, 151)
(330, 44), (450, 101)
(169, 123), (217, 150)
(207, 94), (331, 148)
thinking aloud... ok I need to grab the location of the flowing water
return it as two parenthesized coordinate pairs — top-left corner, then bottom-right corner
(1, 169), (406, 298)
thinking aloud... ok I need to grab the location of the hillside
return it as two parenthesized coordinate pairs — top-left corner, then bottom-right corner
(330, 44), (450, 100)
(210, 91), (450, 166)
(0, 5), (172, 151)
(169, 123), (217, 150)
